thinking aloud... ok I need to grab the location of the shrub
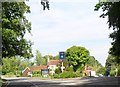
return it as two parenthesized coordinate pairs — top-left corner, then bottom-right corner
(54, 71), (74, 78)
(6, 72), (14, 75)
(32, 71), (41, 77)
(15, 71), (22, 77)
(55, 67), (61, 74)
(110, 70), (116, 76)
(75, 71), (82, 77)
(32, 71), (41, 75)
(65, 66), (74, 72)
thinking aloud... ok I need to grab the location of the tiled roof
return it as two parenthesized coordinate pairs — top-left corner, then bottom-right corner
(30, 66), (48, 71)
(48, 60), (62, 65)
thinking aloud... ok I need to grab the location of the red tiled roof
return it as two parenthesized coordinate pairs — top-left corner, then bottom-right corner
(30, 66), (48, 71)
(48, 60), (61, 65)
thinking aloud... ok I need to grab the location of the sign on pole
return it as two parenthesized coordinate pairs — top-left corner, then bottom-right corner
(59, 51), (65, 60)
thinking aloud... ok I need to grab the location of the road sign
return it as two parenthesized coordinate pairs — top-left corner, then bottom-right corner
(59, 52), (65, 60)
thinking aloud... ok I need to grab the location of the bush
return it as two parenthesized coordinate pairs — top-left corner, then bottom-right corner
(55, 67), (61, 74)
(75, 71), (82, 77)
(110, 70), (116, 76)
(6, 72), (14, 75)
(4, 72), (16, 77)
(32, 71), (41, 77)
(54, 71), (74, 78)
(33, 74), (41, 77)
(16, 71), (21, 77)
(32, 71), (41, 75)
(65, 66), (74, 72)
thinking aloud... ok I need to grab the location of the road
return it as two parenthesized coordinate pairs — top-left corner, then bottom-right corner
(2, 77), (120, 87)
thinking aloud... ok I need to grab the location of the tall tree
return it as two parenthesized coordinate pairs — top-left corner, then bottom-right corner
(95, 1), (120, 63)
(66, 46), (90, 72)
(2, 1), (33, 58)
(35, 50), (44, 66)
(105, 54), (118, 76)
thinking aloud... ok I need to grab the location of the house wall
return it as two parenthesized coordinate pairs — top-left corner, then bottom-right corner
(22, 68), (30, 77)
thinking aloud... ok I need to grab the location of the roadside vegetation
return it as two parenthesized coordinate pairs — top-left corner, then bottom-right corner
(2, 46), (105, 78)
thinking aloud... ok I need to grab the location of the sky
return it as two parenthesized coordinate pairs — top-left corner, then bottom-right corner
(25, 0), (112, 66)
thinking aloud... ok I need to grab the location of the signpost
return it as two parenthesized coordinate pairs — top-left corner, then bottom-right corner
(59, 51), (65, 60)
(59, 52), (65, 72)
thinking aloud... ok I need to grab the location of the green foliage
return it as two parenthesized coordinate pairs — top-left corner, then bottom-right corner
(35, 50), (47, 65)
(105, 54), (120, 76)
(2, 57), (32, 76)
(96, 66), (106, 75)
(35, 50), (43, 65)
(95, 2), (120, 63)
(16, 71), (22, 77)
(2, 57), (20, 74)
(55, 67), (61, 74)
(110, 70), (116, 76)
(32, 70), (41, 77)
(54, 55), (59, 60)
(6, 72), (14, 75)
(105, 55), (116, 76)
(2, 1), (33, 58)
(86, 56), (106, 75)
(32, 70), (41, 75)
(66, 46), (90, 72)
(75, 71), (82, 77)
(65, 66), (74, 72)
(117, 66), (120, 76)
(54, 71), (75, 78)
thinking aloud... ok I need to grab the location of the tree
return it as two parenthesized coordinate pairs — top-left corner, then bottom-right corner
(95, 1), (120, 64)
(54, 55), (59, 60)
(66, 46), (90, 72)
(2, 57), (21, 75)
(2, 1), (33, 58)
(2, 56), (32, 75)
(105, 54), (118, 76)
(35, 50), (43, 66)
(86, 56), (106, 75)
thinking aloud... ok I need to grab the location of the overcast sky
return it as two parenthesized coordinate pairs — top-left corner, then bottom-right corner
(25, 0), (112, 66)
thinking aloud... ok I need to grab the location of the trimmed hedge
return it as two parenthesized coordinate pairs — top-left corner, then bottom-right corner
(54, 71), (75, 78)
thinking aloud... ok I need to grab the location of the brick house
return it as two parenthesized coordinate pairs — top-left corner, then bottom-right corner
(22, 66), (48, 77)
(22, 59), (62, 77)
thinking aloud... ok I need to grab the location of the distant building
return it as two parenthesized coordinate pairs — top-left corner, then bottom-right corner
(22, 59), (62, 77)
(84, 66), (96, 77)
(48, 60), (62, 75)
(22, 66), (48, 77)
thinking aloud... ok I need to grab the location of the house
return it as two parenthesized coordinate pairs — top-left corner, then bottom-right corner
(22, 59), (62, 77)
(48, 60), (62, 75)
(84, 66), (96, 77)
(22, 66), (48, 77)
(22, 67), (31, 77)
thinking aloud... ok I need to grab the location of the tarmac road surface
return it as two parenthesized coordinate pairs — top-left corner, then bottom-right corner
(2, 77), (120, 87)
